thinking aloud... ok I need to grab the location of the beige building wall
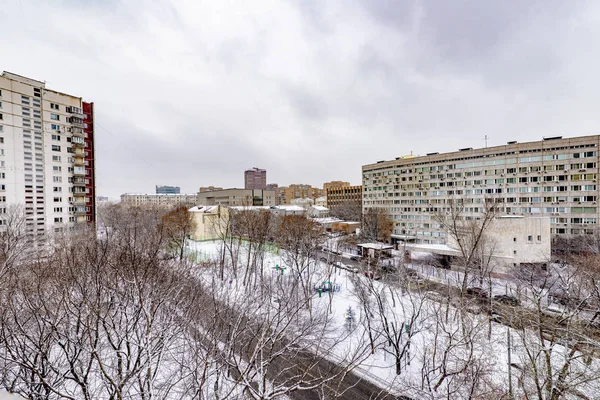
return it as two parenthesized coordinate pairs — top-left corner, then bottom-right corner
(282, 184), (324, 204)
(120, 193), (197, 207)
(363, 135), (600, 244)
(188, 205), (228, 241)
(323, 181), (350, 191)
(446, 216), (551, 266)
(196, 188), (275, 207)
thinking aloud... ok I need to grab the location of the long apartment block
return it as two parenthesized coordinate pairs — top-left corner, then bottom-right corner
(362, 135), (600, 244)
(0, 72), (96, 236)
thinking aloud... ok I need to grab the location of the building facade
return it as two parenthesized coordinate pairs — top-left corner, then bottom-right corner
(188, 205), (228, 241)
(199, 186), (223, 192)
(363, 135), (600, 244)
(281, 184), (324, 204)
(323, 181), (350, 191)
(120, 193), (197, 207)
(326, 185), (362, 209)
(0, 71), (96, 236)
(244, 167), (267, 190)
(196, 188), (275, 207)
(156, 185), (180, 194)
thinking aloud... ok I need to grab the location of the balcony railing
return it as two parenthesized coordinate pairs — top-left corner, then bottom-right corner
(66, 106), (84, 118)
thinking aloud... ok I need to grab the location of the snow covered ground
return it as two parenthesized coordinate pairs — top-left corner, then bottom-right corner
(186, 239), (600, 399)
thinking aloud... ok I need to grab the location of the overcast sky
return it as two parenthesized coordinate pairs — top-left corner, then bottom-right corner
(2, 0), (600, 199)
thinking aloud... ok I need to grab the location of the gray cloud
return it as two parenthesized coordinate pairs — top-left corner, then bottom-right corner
(2, 0), (600, 199)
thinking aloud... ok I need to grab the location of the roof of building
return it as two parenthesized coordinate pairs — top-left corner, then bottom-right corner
(188, 205), (221, 213)
(310, 205), (329, 211)
(357, 243), (394, 250)
(229, 205), (305, 212)
(121, 193), (196, 196)
(313, 217), (344, 224)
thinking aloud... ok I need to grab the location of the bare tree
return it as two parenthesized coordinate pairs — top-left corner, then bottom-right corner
(162, 205), (197, 260)
(434, 198), (498, 296)
(361, 208), (393, 243)
(0, 205), (31, 278)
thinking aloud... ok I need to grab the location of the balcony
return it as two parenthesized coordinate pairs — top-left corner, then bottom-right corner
(71, 137), (86, 147)
(69, 127), (85, 137)
(73, 167), (86, 176)
(66, 106), (85, 118)
(68, 117), (86, 129)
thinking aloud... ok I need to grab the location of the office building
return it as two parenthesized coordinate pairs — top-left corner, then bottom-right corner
(326, 185), (362, 209)
(244, 167), (267, 190)
(156, 185), (180, 194)
(362, 135), (600, 244)
(197, 188), (275, 207)
(0, 71), (96, 236)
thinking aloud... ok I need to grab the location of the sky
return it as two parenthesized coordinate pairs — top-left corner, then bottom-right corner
(2, 0), (600, 199)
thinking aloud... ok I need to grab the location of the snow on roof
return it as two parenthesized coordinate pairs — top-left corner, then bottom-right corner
(313, 217), (344, 224)
(229, 205), (305, 212)
(357, 243), (394, 250)
(278, 205), (305, 211)
(188, 205), (220, 213)
(311, 205), (329, 211)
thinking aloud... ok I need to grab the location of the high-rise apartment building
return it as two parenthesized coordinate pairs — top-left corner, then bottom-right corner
(244, 167), (267, 190)
(0, 71), (96, 236)
(156, 185), (180, 194)
(363, 135), (600, 244)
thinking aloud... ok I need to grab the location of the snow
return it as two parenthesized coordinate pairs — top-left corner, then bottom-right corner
(185, 239), (600, 399)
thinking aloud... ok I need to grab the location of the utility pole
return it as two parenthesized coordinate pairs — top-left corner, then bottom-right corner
(485, 135), (488, 148)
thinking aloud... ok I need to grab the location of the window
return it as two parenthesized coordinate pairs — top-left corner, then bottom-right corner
(53, 197), (62, 202)
(53, 176), (62, 183)
(52, 155), (61, 162)
(537, 235), (541, 241)
(54, 207), (62, 213)
(54, 217), (63, 223)
(0, 113), (3, 120)
(513, 237), (517, 242)
(51, 134), (60, 141)
(52, 145), (61, 152)
(50, 114), (59, 121)
(51, 124), (60, 131)
(0, 173), (4, 179)
(527, 235), (533, 242)
(53, 187), (62, 192)
(50, 103), (59, 110)
(53, 166), (61, 172)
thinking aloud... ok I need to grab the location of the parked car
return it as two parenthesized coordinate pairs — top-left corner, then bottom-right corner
(466, 287), (489, 298)
(493, 294), (520, 306)
(350, 255), (360, 261)
(364, 271), (382, 280)
(345, 265), (360, 273)
(319, 257), (328, 263)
